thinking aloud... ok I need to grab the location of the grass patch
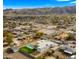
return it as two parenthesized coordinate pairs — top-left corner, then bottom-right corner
(19, 46), (36, 54)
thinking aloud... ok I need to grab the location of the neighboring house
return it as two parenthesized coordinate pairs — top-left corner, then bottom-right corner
(70, 55), (76, 59)
(60, 45), (76, 55)
(10, 44), (19, 52)
(36, 40), (57, 52)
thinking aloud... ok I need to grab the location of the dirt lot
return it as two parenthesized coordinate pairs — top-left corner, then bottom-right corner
(8, 52), (31, 59)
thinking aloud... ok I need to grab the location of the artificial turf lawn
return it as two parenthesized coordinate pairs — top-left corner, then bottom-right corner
(20, 46), (36, 54)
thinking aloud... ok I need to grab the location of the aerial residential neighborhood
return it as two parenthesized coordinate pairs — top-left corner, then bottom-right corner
(3, 0), (76, 59)
(3, 14), (76, 59)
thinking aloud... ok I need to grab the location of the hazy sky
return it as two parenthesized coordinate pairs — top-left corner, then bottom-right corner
(3, 0), (76, 9)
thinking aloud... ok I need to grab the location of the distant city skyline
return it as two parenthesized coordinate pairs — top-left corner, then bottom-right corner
(3, 0), (76, 9)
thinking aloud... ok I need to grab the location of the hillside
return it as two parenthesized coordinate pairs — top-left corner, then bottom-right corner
(3, 5), (76, 15)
